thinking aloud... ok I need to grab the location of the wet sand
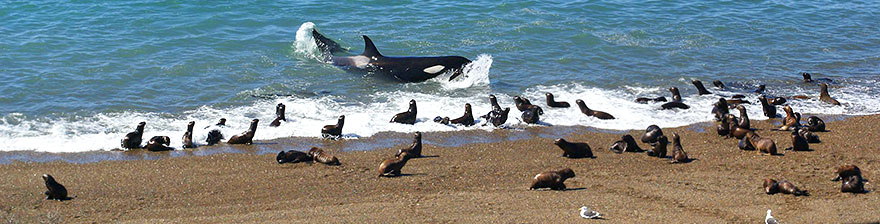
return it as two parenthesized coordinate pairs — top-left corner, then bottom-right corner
(1, 114), (878, 223)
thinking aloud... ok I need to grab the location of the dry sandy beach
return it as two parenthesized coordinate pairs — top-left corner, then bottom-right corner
(1, 115), (878, 223)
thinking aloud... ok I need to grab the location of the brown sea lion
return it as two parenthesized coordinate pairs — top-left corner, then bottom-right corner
(735, 105), (750, 130)
(610, 134), (642, 153)
(378, 151), (415, 177)
(530, 168), (575, 190)
(669, 132), (690, 163)
(661, 87), (690, 109)
(575, 100), (615, 119)
(514, 96), (544, 114)
(521, 107), (541, 124)
(726, 98), (751, 106)
(747, 132), (777, 155)
(641, 125), (664, 144)
(395, 132), (423, 158)
(228, 119), (258, 144)
(321, 115), (345, 138)
(738, 137), (755, 151)
(763, 178), (779, 194)
(729, 115), (749, 139)
(789, 95), (810, 100)
(646, 135), (668, 158)
(269, 103), (286, 127)
(717, 115), (730, 137)
(758, 96), (777, 118)
(778, 180), (808, 196)
(692, 80), (712, 95)
(121, 121), (146, 149)
(788, 129), (809, 151)
(712, 98), (729, 121)
(712, 80), (725, 89)
(144, 136), (173, 151)
(391, 99), (417, 125)
(832, 165), (863, 181)
(449, 103), (475, 126)
(807, 116), (825, 132)
(308, 147), (340, 165)
(182, 121), (195, 148)
(553, 138), (593, 158)
(819, 83), (841, 105)
(276, 150), (312, 164)
(798, 127), (820, 143)
(205, 129), (224, 146)
(841, 175), (866, 193)
(545, 93), (570, 108)
(481, 107), (510, 127)
(778, 105), (800, 131)
(42, 174), (69, 201)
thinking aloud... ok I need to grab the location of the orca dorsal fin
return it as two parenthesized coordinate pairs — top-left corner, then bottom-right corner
(362, 35), (383, 58)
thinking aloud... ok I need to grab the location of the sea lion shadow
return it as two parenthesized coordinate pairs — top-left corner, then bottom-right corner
(418, 155), (440, 158)
(46, 196), (74, 201)
(250, 142), (277, 145)
(564, 187), (588, 191)
(396, 173), (427, 177)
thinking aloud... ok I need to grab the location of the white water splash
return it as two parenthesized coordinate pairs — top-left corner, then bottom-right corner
(437, 54), (493, 90)
(294, 22), (320, 59)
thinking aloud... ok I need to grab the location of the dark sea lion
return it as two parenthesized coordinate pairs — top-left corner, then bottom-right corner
(802, 72), (833, 83)
(738, 136), (756, 150)
(819, 83), (841, 105)
(735, 105), (750, 130)
(725, 99), (751, 107)
(635, 96), (667, 104)
(489, 94), (501, 110)
(728, 115), (749, 139)
(778, 105), (800, 131)
(731, 94), (745, 99)
(807, 116), (825, 132)
(269, 103), (286, 127)
(798, 127), (820, 143)
(713, 80), (725, 89)
(832, 165), (863, 181)
(228, 119), (258, 144)
(321, 115), (345, 138)
(481, 107), (510, 127)
(778, 180), (808, 196)
(758, 96), (777, 118)
(669, 132), (690, 163)
(182, 121), (195, 148)
(754, 84), (766, 94)
(521, 107), (541, 124)
(545, 93), (570, 108)
(42, 174), (69, 201)
(530, 168), (575, 190)
(669, 87), (682, 102)
(206, 129), (224, 146)
(763, 178), (779, 194)
(646, 135), (668, 158)
(378, 151), (414, 177)
(788, 129), (809, 151)
(692, 80), (712, 95)
(121, 121), (146, 149)
(640, 125), (663, 144)
(747, 132), (777, 155)
(660, 102), (690, 110)
(712, 98), (730, 121)
(144, 136), (173, 151)
(767, 97), (786, 105)
(395, 132), (423, 158)
(575, 100), (615, 119)
(514, 96), (544, 114)
(390, 99), (417, 125)
(216, 118), (227, 126)
(553, 138), (593, 158)
(841, 175), (866, 193)
(449, 103), (475, 126)
(276, 150), (312, 164)
(433, 116), (450, 125)
(717, 115), (730, 137)
(308, 147), (341, 165)
(610, 134), (642, 153)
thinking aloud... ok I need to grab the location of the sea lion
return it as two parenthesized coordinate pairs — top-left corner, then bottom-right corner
(725, 98), (751, 106)
(747, 132), (777, 155)
(717, 115), (730, 137)
(788, 129), (809, 151)
(819, 83), (841, 106)
(489, 94), (501, 110)
(798, 127), (820, 143)
(205, 129), (224, 146)
(789, 95), (810, 100)
(841, 175), (866, 193)
(778, 106), (800, 131)
(802, 72), (833, 83)
(758, 96), (777, 118)
(646, 135), (668, 158)
(216, 118), (227, 126)
(670, 87), (682, 102)
(545, 93), (570, 108)
(276, 150), (312, 164)
(378, 151), (414, 177)
(144, 136), (173, 151)
(635, 96), (667, 104)
(521, 107), (541, 124)
(661, 87), (690, 109)
(481, 107), (510, 127)
(728, 115), (749, 139)
(390, 99), (417, 125)
(182, 121), (195, 148)
(754, 84), (766, 94)
(228, 119), (258, 144)
(832, 165), (863, 181)
(321, 115), (345, 138)
(738, 137), (755, 151)
(553, 138), (593, 158)
(269, 103), (286, 127)
(308, 147), (341, 165)
(712, 98), (730, 121)
(433, 116), (450, 124)
(713, 80), (725, 89)
(640, 125), (664, 144)
(449, 103), (475, 126)
(529, 168), (575, 190)
(669, 132), (690, 163)
(763, 178), (779, 194)
(692, 80), (712, 95)
(42, 174), (69, 201)
(120, 121), (146, 149)
(575, 100), (615, 119)
(395, 132), (423, 158)
(514, 96), (544, 114)
(767, 97), (786, 105)
(778, 180), (808, 196)
(610, 134), (642, 153)
(731, 94), (745, 99)
(735, 105), (750, 130)
(807, 116), (825, 132)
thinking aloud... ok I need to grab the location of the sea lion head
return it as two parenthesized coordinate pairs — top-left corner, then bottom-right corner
(553, 138), (568, 146)
(42, 174), (53, 183)
(218, 118), (227, 125)
(557, 168), (575, 179)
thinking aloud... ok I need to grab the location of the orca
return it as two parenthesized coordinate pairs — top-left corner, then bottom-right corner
(312, 29), (472, 82)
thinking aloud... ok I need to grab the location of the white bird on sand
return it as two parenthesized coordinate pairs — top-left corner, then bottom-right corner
(765, 209), (778, 224)
(580, 206), (602, 219)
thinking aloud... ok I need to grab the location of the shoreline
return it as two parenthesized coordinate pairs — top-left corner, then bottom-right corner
(1, 114), (878, 223)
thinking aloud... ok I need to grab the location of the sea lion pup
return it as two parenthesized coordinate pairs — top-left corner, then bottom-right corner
(798, 127), (820, 143)
(646, 135), (668, 158)
(641, 125), (664, 144)
(276, 150), (312, 164)
(513, 96), (544, 114)
(712, 98), (729, 121)
(717, 115), (730, 137)
(530, 168), (575, 190)
(545, 93), (570, 108)
(378, 151), (415, 177)
(738, 136), (756, 150)
(713, 80), (725, 89)
(746, 132), (777, 155)
(182, 121), (195, 148)
(575, 100), (615, 120)
(754, 84), (766, 94)
(735, 105), (750, 130)
(635, 96), (667, 104)
(205, 129), (224, 146)
(144, 136), (174, 151)
(216, 118), (227, 126)
(841, 175), (866, 193)
(758, 96), (777, 118)
(481, 107), (510, 127)
(832, 165), (864, 181)
(395, 132), (423, 158)
(390, 99), (417, 125)
(42, 174), (69, 201)
(669, 132), (690, 163)
(802, 72), (833, 83)
(269, 103), (286, 127)
(228, 119), (259, 144)
(787, 129), (809, 151)
(807, 116), (825, 132)
(449, 103), (475, 126)
(308, 147), (340, 165)
(433, 116), (450, 125)
(521, 107), (541, 124)
(763, 178), (780, 194)
(321, 115), (345, 138)
(609, 134), (642, 153)
(819, 83), (841, 106)
(767, 97), (786, 105)
(728, 115), (749, 139)
(553, 138), (593, 158)
(121, 121), (146, 149)
(692, 80), (712, 95)
(661, 87), (690, 110)
(778, 105), (800, 131)
(777, 180), (808, 196)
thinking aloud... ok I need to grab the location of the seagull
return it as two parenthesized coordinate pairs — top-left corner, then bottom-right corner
(765, 209), (778, 224)
(580, 206), (602, 219)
